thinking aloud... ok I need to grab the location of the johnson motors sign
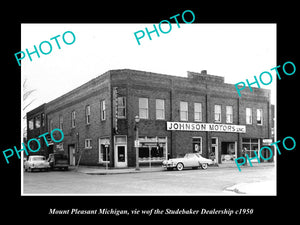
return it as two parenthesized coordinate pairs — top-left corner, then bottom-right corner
(167, 122), (246, 133)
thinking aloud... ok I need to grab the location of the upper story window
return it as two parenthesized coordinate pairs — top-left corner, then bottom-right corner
(194, 103), (202, 122)
(49, 118), (53, 131)
(139, 98), (149, 119)
(117, 97), (126, 118)
(86, 105), (91, 124)
(34, 115), (41, 128)
(246, 108), (252, 125)
(71, 111), (76, 128)
(59, 115), (63, 130)
(156, 99), (165, 120)
(100, 100), (106, 121)
(226, 106), (233, 123)
(257, 109), (263, 125)
(41, 113), (45, 127)
(214, 105), (221, 123)
(28, 118), (34, 130)
(180, 101), (188, 121)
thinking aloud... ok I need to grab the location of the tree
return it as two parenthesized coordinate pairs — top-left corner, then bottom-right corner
(22, 78), (36, 142)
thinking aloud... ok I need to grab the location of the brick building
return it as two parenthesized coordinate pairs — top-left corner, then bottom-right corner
(27, 69), (274, 167)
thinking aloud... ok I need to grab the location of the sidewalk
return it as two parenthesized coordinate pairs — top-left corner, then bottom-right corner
(72, 162), (275, 175)
(73, 165), (163, 175)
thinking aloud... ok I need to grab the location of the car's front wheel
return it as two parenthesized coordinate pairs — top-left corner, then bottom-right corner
(176, 163), (184, 171)
(201, 163), (208, 170)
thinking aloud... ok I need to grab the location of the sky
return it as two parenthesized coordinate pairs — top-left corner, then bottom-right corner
(21, 23), (276, 118)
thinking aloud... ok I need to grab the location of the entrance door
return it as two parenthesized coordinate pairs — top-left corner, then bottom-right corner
(68, 145), (76, 166)
(115, 145), (127, 167)
(211, 137), (218, 164)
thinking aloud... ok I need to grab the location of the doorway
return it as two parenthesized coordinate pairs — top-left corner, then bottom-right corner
(68, 144), (76, 166)
(211, 137), (218, 164)
(115, 145), (127, 167)
(114, 135), (127, 168)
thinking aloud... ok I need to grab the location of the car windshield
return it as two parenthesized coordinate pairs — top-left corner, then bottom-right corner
(32, 156), (46, 161)
(185, 153), (199, 158)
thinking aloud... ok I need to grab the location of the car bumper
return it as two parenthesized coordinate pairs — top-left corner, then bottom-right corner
(162, 163), (176, 168)
(52, 164), (68, 168)
(32, 165), (50, 169)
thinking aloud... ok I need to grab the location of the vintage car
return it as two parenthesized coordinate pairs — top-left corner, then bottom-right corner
(162, 153), (213, 171)
(48, 153), (69, 170)
(24, 155), (50, 172)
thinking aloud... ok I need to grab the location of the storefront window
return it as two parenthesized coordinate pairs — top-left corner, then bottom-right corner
(221, 142), (236, 163)
(139, 146), (164, 158)
(138, 137), (167, 162)
(242, 138), (259, 160)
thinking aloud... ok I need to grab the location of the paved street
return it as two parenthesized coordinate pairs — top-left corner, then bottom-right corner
(22, 165), (275, 195)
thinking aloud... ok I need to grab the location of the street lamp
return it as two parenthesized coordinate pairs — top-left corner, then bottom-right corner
(135, 115), (140, 171)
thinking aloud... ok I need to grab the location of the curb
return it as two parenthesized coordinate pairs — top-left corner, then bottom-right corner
(73, 166), (165, 175)
(74, 162), (275, 175)
(78, 168), (164, 175)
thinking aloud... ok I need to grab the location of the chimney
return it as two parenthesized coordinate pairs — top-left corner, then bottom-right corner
(187, 70), (224, 83)
(201, 70), (207, 75)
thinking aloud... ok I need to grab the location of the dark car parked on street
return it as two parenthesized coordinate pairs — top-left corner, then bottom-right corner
(48, 153), (69, 171)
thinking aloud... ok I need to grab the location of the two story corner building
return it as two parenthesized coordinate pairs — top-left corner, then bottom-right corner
(26, 69), (274, 168)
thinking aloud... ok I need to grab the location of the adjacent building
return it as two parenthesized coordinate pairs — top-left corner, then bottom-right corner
(26, 69), (274, 167)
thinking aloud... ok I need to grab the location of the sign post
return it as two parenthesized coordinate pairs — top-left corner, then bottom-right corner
(149, 146), (151, 169)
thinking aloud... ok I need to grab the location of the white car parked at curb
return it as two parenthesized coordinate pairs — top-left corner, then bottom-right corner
(24, 155), (50, 172)
(162, 153), (213, 171)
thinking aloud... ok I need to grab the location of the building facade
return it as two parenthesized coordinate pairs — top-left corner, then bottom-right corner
(27, 69), (274, 167)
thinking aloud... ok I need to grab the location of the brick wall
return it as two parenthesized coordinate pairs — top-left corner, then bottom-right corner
(45, 73), (112, 166)
(113, 69), (272, 166)
(27, 69), (273, 167)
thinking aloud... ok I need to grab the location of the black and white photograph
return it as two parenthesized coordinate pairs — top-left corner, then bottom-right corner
(1, 4), (298, 221)
(21, 23), (277, 196)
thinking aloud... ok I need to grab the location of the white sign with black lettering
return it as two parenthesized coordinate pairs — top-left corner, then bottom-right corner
(167, 122), (246, 133)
